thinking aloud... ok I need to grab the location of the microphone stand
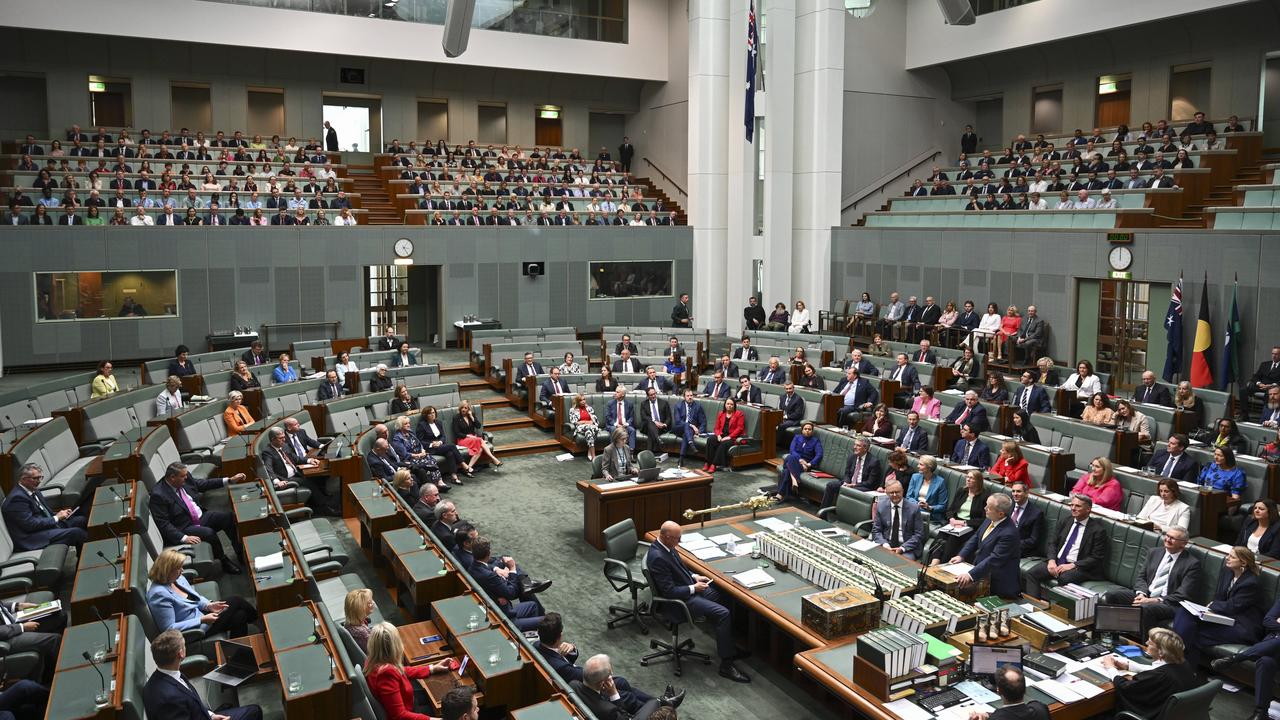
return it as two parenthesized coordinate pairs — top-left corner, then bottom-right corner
(97, 551), (123, 590)
(91, 605), (116, 659)
(851, 554), (887, 615)
(81, 651), (111, 708)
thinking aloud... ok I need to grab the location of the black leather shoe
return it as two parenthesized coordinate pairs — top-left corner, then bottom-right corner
(719, 664), (751, 683)
(660, 686), (685, 708)
(524, 579), (552, 594)
(1211, 655), (1242, 673)
(221, 558), (243, 575)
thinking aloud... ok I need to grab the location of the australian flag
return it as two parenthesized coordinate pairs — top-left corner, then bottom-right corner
(1162, 274), (1183, 382)
(745, 3), (757, 143)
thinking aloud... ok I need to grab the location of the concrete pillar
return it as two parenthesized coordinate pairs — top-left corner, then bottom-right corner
(763, 0), (796, 311)
(791, 0), (844, 314)
(725, 2), (757, 334)
(688, 0), (730, 333)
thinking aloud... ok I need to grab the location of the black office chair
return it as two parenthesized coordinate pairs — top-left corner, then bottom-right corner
(1115, 678), (1220, 720)
(639, 556), (711, 676)
(602, 519), (649, 634)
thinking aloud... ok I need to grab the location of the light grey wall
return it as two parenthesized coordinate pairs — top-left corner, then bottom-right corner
(626, 0), (689, 201)
(0, 28), (644, 149)
(943, 3), (1280, 144)
(831, 227), (1280, 372)
(0, 227), (693, 368)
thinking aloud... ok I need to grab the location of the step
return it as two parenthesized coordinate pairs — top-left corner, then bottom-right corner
(455, 377), (491, 390)
(494, 438), (561, 457)
(439, 363), (472, 374)
(485, 416), (535, 431)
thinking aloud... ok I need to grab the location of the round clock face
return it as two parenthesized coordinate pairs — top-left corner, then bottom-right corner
(1108, 246), (1132, 270)
(394, 238), (414, 258)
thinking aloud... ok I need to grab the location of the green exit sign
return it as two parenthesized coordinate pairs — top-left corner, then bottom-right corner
(1109, 271), (1132, 280)
(89, 81), (106, 92)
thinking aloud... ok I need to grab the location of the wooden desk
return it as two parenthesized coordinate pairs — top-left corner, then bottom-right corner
(56, 614), (127, 672)
(264, 601), (352, 720)
(45, 660), (123, 720)
(430, 594), (498, 647)
(381, 527), (467, 619)
(399, 620), (451, 665)
(216, 632), (275, 680)
(576, 470), (713, 550)
(243, 529), (307, 614)
(231, 479), (283, 541)
(454, 626), (532, 710)
(345, 481), (408, 557)
(86, 481), (140, 542)
(70, 533), (138, 624)
(510, 696), (585, 720)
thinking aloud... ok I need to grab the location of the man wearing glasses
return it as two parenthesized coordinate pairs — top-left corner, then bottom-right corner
(1101, 526), (1201, 629)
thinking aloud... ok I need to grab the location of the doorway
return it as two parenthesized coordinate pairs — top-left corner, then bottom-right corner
(974, 98), (1003, 152)
(89, 76), (131, 128)
(1095, 74), (1131, 128)
(535, 106), (563, 146)
(1263, 54), (1280, 149)
(1077, 279), (1161, 392)
(367, 265), (409, 339)
(324, 95), (382, 153)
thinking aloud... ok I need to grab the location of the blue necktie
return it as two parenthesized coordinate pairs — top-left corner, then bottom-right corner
(1057, 522), (1082, 563)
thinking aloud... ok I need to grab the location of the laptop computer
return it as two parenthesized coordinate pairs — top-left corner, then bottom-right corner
(204, 640), (259, 687)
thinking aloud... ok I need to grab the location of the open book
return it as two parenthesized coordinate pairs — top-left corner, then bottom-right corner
(1179, 600), (1235, 626)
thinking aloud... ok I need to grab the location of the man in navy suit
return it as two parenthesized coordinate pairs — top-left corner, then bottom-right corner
(611, 349), (641, 374)
(1009, 482), (1045, 558)
(1, 464), (88, 551)
(872, 482), (925, 560)
(539, 368), (570, 407)
(839, 349), (879, 376)
(950, 424), (992, 469)
(1212, 595), (1280, 720)
(471, 537), (544, 631)
(647, 521), (751, 683)
(602, 387), (637, 449)
(672, 389), (707, 462)
(895, 412), (930, 454)
(757, 357), (786, 385)
(735, 376), (763, 405)
(536, 613), (679, 711)
(316, 369), (345, 400)
(1131, 370), (1173, 407)
(143, 629), (262, 720)
(701, 371), (731, 399)
(514, 352), (544, 389)
(945, 390), (990, 433)
(636, 367), (673, 394)
(732, 337), (758, 362)
(149, 463), (246, 574)
(950, 493), (1022, 598)
(639, 387), (674, 458)
(832, 368), (879, 427)
(886, 353), (922, 405)
(1011, 371), (1053, 413)
(776, 382), (806, 441)
(820, 437), (883, 507)
(1145, 434), (1199, 483)
(911, 338), (938, 364)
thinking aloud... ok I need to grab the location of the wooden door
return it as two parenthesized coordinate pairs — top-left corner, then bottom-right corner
(1095, 90), (1131, 128)
(92, 92), (127, 128)
(535, 117), (562, 147)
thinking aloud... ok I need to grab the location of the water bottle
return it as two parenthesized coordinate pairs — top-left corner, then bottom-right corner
(726, 536), (737, 555)
(793, 516), (801, 529)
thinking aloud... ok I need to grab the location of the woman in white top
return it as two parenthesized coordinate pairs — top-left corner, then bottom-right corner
(334, 208), (357, 226)
(1136, 478), (1191, 531)
(155, 376), (185, 417)
(558, 352), (581, 375)
(963, 302), (1003, 352)
(1055, 190), (1073, 210)
(335, 351), (358, 377)
(788, 300), (811, 334)
(1061, 359), (1102, 400)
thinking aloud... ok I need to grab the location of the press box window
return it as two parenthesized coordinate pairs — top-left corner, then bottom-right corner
(36, 270), (179, 322)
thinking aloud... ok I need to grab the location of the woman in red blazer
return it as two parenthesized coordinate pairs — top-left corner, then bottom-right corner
(364, 622), (456, 720)
(703, 398), (746, 472)
(990, 440), (1031, 487)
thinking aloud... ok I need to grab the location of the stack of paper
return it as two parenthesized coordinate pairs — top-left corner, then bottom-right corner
(851, 538), (880, 551)
(253, 552), (284, 572)
(938, 562), (975, 576)
(1024, 610), (1074, 634)
(731, 567), (775, 589)
(1032, 678), (1086, 703)
(691, 545), (727, 560)
(1180, 600), (1235, 626)
(756, 517), (795, 532)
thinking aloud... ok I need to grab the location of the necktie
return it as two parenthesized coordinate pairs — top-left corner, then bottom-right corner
(30, 490), (51, 517)
(919, 352), (926, 362)
(1150, 553), (1174, 597)
(1012, 504), (1023, 525)
(963, 442), (973, 464)
(1057, 522), (1082, 563)
(852, 456), (864, 485)
(714, 383), (722, 397)
(331, 383), (339, 397)
(982, 520), (996, 541)
(894, 367), (903, 381)
(1161, 454), (1177, 477)
(890, 504), (901, 546)
(1020, 389), (1030, 411)
(179, 488), (203, 524)
(651, 402), (659, 421)
(617, 403), (625, 427)
(958, 407), (970, 424)
(903, 428), (914, 449)
(1142, 386), (1150, 403)
(279, 448), (297, 477)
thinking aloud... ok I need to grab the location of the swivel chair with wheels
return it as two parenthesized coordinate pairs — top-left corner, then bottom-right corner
(639, 556), (711, 676)
(602, 519), (649, 633)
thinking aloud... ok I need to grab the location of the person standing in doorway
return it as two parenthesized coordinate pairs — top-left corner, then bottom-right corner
(324, 121), (338, 152)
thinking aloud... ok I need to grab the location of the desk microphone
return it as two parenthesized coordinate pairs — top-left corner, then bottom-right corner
(126, 406), (141, 431)
(338, 420), (351, 458)
(81, 651), (111, 707)
(97, 550), (122, 589)
(850, 554), (887, 609)
(91, 605), (115, 655)
(105, 522), (124, 562)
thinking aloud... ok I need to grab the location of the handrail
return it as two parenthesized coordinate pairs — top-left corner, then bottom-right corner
(641, 157), (687, 198)
(841, 147), (942, 213)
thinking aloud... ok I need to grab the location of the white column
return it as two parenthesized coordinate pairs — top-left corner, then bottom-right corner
(763, 0), (796, 311)
(724, 2), (756, 334)
(688, 0), (730, 334)
(791, 0), (844, 315)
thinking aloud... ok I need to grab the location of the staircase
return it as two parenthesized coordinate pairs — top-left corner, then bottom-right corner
(347, 164), (402, 225)
(633, 176), (687, 225)
(1173, 161), (1266, 229)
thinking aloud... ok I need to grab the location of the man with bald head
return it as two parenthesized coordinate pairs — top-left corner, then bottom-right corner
(1133, 370), (1172, 407)
(645, 521), (750, 683)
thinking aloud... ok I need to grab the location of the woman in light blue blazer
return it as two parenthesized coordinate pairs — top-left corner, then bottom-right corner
(905, 454), (949, 525)
(146, 549), (258, 637)
(272, 352), (299, 384)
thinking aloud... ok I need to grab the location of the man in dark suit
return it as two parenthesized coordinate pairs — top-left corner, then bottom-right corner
(514, 352), (545, 393)
(908, 299), (943, 344)
(143, 630), (262, 720)
(820, 437), (883, 507)
(672, 389), (707, 462)
(430, 502), (458, 551)
(539, 367), (570, 407)
(1012, 305), (1046, 363)
(1024, 494), (1108, 598)
(1241, 346), (1280, 421)
(636, 367), (673, 394)
(743, 297), (766, 331)
(639, 387), (673, 457)
(701, 371), (731, 400)
(711, 354), (740, 378)
(734, 376), (762, 405)
(537, 613), (680, 714)
(1012, 371), (1053, 413)
(951, 493), (1022, 599)
(895, 412), (930, 454)
(969, 667), (1049, 720)
(0, 595), (65, 684)
(1133, 370), (1173, 406)
(611, 349), (640, 374)
(376, 325), (398, 351)
(757, 357), (786, 385)
(365, 438), (404, 482)
(832, 368), (879, 427)
(617, 137), (635, 173)
(240, 341), (268, 366)
(871, 481), (925, 560)
(647, 521), (751, 682)
(602, 387), (637, 449)
(776, 382), (806, 439)
(412, 484), (442, 525)
(1008, 482), (1045, 558)
(840, 349), (880, 376)
(886, 353), (922, 403)
(950, 424), (992, 470)
(1, 463), (88, 551)
(1145, 434), (1199, 483)
(613, 335), (639, 356)
(471, 537), (544, 630)
(945, 390), (990, 433)
(149, 463), (246, 574)
(317, 369), (345, 400)
(1103, 526), (1200, 629)
(1212, 595), (1280, 720)
(732, 337), (758, 362)
(670, 293), (692, 328)
(911, 339), (938, 365)
(264, 424), (338, 516)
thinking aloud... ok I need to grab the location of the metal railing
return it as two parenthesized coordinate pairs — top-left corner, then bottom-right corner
(641, 157), (687, 198)
(841, 147), (943, 218)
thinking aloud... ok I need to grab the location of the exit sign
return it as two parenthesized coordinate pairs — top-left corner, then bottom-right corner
(1109, 271), (1132, 280)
